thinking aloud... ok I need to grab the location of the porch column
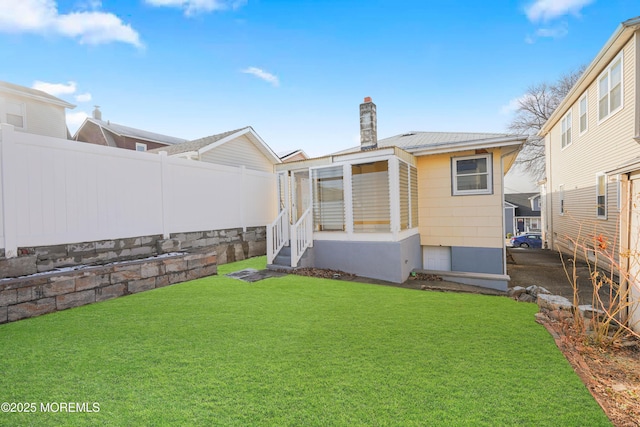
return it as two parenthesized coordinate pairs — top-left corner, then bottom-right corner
(344, 164), (354, 235)
(389, 157), (401, 240)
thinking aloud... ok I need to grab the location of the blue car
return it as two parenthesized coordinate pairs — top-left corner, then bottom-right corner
(510, 233), (542, 248)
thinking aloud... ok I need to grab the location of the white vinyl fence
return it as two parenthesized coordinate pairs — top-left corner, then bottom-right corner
(0, 124), (277, 257)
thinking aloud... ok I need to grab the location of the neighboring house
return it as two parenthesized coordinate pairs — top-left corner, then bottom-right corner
(540, 17), (640, 333)
(279, 149), (309, 163)
(504, 193), (541, 236)
(74, 107), (187, 151)
(268, 97), (525, 290)
(148, 126), (281, 173)
(0, 80), (75, 139)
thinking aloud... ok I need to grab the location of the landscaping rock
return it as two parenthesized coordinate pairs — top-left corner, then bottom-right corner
(578, 304), (606, 320)
(537, 294), (573, 311)
(508, 286), (527, 298)
(518, 293), (537, 303)
(526, 285), (551, 298)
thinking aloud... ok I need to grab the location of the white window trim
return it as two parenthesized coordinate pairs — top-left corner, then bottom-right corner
(559, 184), (565, 216)
(1, 98), (27, 130)
(451, 153), (493, 196)
(578, 93), (588, 136)
(135, 142), (147, 152)
(616, 174), (621, 212)
(561, 110), (572, 149)
(597, 52), (624, 125)
(596, 172), (607, 219)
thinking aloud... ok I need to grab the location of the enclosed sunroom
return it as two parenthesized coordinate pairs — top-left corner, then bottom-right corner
(267, 146), (421, 283)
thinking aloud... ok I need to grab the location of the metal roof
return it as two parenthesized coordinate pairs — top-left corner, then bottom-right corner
(334, 131), (523, 155)
(88, 118), (187, 145)
(0, 80), (75, 109)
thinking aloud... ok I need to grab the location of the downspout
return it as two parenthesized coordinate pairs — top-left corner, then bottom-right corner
(500, 146), (522, 276)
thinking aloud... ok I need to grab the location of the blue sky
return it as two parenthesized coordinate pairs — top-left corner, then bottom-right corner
(0, 0), (638, 159)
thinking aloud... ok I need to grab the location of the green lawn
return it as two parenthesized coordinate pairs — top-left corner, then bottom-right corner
(0, 257), (610, 426)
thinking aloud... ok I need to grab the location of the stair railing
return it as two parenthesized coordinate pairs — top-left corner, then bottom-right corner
(267, 208), (289, 265)
(290, 207), (313, 267)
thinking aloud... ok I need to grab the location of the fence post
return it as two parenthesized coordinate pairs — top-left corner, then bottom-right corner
(240, 166), (247, 232)
(159, 151), (170, 239)
(0, 124), (18, 258)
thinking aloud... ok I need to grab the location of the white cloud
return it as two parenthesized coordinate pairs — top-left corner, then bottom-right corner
(0, 0), (142, 47)
(500, 93), (534, 115)
(525, 0), (593, 23)
(56, 12), (142, 46)
(525, 22), (569, 43)
(32, 80), (93, 104)
(75, 92), (92, 102)
(66, 111), (89, 133)
(145, 0), (247, 16)
(241, 67), (280, 87)
(32, 80), (77, 96)
(535, 24), (569, 39)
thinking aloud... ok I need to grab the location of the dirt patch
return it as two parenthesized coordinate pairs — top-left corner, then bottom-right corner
(290, 268), (356, 280)
(538, 315), (640, 427)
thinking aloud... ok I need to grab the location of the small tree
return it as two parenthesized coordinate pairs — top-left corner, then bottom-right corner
(508, 66), (586, 180)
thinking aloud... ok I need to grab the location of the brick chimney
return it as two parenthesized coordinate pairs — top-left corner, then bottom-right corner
(92, 106), (102, 120)
(360, 97), (377, 151)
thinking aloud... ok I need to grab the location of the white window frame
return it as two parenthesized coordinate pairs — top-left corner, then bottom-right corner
(598, 52), (623, 123)
(596, 173), (607, 219)
(135, 142), (147, 152)
(452, 153), (492, 196)
(561, 111), (572, 149)
(1, 98), (26, 129)
(578, 93), (588, 135)
(559, 185), (565, 215)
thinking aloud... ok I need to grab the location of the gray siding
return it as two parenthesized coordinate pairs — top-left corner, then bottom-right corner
(311, 234), (421, 283)
(451, 246), (504, 275)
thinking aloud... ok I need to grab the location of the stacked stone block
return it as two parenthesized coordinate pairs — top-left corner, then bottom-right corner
(0, 250), (217, 324)
(0, 226), (266, 280)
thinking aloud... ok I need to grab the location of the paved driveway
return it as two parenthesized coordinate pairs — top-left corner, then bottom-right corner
(507, 247), (607, 305)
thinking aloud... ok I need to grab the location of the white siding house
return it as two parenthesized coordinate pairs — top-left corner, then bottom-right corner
(540, 17), (640, 333)
(0, 81), (75, 139)
(149, 127), (280, 173)
(268, 98), (525, 290)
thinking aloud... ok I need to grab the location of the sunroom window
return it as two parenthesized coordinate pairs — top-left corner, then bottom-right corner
(399, 161), (419, 230)
(312, 166), (345, 231)
(352, 161), (390, 232)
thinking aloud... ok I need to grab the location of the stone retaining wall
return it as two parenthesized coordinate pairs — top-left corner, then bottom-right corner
(0, 249), (217, 324)
(0, 226), (266, 280)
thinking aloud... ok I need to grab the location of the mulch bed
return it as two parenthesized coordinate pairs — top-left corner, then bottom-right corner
(537, 313), (640, 427)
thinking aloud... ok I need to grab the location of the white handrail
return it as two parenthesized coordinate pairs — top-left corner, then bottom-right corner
(291, 207), (313, 267)
(267, 208), (289, 265)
